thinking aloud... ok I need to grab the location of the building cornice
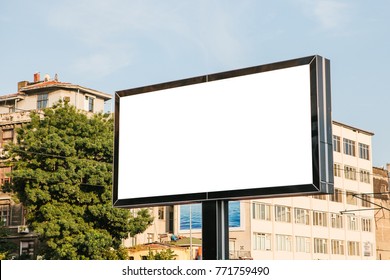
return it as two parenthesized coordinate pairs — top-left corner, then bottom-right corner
(332, 120), (374, 136)
(19, 81), (112, 101)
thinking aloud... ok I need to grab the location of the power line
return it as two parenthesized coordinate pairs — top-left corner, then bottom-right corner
(3, 173), (107, 188)
(2, 147), (112, 165)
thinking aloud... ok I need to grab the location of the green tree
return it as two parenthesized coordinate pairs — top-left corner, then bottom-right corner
(6, 102), (153, 259)
(146, 248), (177, 260)
(0, 220), (17, 260)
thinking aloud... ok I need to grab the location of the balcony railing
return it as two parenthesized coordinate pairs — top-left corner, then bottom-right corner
(229, 250), (252, 260)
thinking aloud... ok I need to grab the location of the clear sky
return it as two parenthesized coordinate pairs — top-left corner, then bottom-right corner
(0, 0), (389, 167)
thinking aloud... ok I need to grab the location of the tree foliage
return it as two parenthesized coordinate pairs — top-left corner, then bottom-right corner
(0, 220), (17, 260)
(6, 102), (153, 259)
(146, 248), (177, 260)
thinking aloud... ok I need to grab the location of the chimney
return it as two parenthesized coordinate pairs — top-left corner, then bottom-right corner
(18, 81), (28, 91)
(34, 72), (40, 83)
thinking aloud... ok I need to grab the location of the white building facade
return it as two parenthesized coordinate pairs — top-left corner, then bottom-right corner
(132, 121), (377, 260)
(242, 121), (376, 259)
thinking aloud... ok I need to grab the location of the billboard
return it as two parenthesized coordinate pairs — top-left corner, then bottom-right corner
(113, 55), (333, 208)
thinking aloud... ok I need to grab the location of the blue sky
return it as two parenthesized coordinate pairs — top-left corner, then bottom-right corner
(0, 0), (389, 167)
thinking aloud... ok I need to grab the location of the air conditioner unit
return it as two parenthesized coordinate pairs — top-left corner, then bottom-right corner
(17, 226), (29, 234)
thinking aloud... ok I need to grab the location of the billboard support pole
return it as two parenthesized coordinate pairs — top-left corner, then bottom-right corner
(201, 200), (229, 260)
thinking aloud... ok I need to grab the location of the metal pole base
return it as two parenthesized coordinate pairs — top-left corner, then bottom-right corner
(201, 200), (229, 260)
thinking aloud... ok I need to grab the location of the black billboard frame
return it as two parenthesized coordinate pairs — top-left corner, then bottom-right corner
(113, 55), (334, 208)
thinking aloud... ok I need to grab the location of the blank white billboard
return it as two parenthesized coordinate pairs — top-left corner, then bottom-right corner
(113, 55), (333, 208)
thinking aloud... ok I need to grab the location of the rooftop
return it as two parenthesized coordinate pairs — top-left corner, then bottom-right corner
(333, 120), (374, 136)
(0, 93), (25, 102)
(1, 72), (112, 101)
(19, 80), (112, 101)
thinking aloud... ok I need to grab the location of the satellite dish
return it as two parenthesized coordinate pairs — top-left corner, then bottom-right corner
(44, 74), (50, 81)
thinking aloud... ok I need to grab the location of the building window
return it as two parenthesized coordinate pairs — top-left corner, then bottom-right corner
(275, 234), (292, 252)
(294, 208), (310, 225)
(0, 177), (11, 186)
(361, 218), (372, 232)
(343, 138), (356, 156)
(295, 236), (310, 253)
(158, 207), (164, 220)
(361, 194), (371, 207)
(313, 211), (328, 227)
(20, 241), (35, 257)
(333, 135), (341, 152)
(253, 233), (271, 251)
(147, 233), (154, 243)
(0, 205), (10, 226)
(37, 93), (48, 109)
(363, 242), (373, 257)
(330, 213), (343, 229)
(85, 96), (94, 112)
(334, 163), (342, 177)
(330, 188), (343, 203)
(127, 236), (136, 247)
(314, 238), (328, 254)
(358, 143), (370, 160)
(344, 166), (357, 180)
(274, 205), (291, 223)
(347, 241), (360, 256)
(252, 202), (271, 221)
(360, 169), (370, 184)
(331, 240), (345, 255)
(312, 194), (327, 200)
(347, 216), (359, 231)
(346, 191), (358, 205)
(1, 129), (14, 149)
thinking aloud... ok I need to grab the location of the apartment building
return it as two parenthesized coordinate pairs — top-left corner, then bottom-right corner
(0, 73), (111, 259)
(131, 121), (377, 260)
(373, 165), (390, 260)
(238, 121), (376, 259)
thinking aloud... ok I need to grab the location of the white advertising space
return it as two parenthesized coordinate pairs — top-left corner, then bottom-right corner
(117, 64), (313, 200)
